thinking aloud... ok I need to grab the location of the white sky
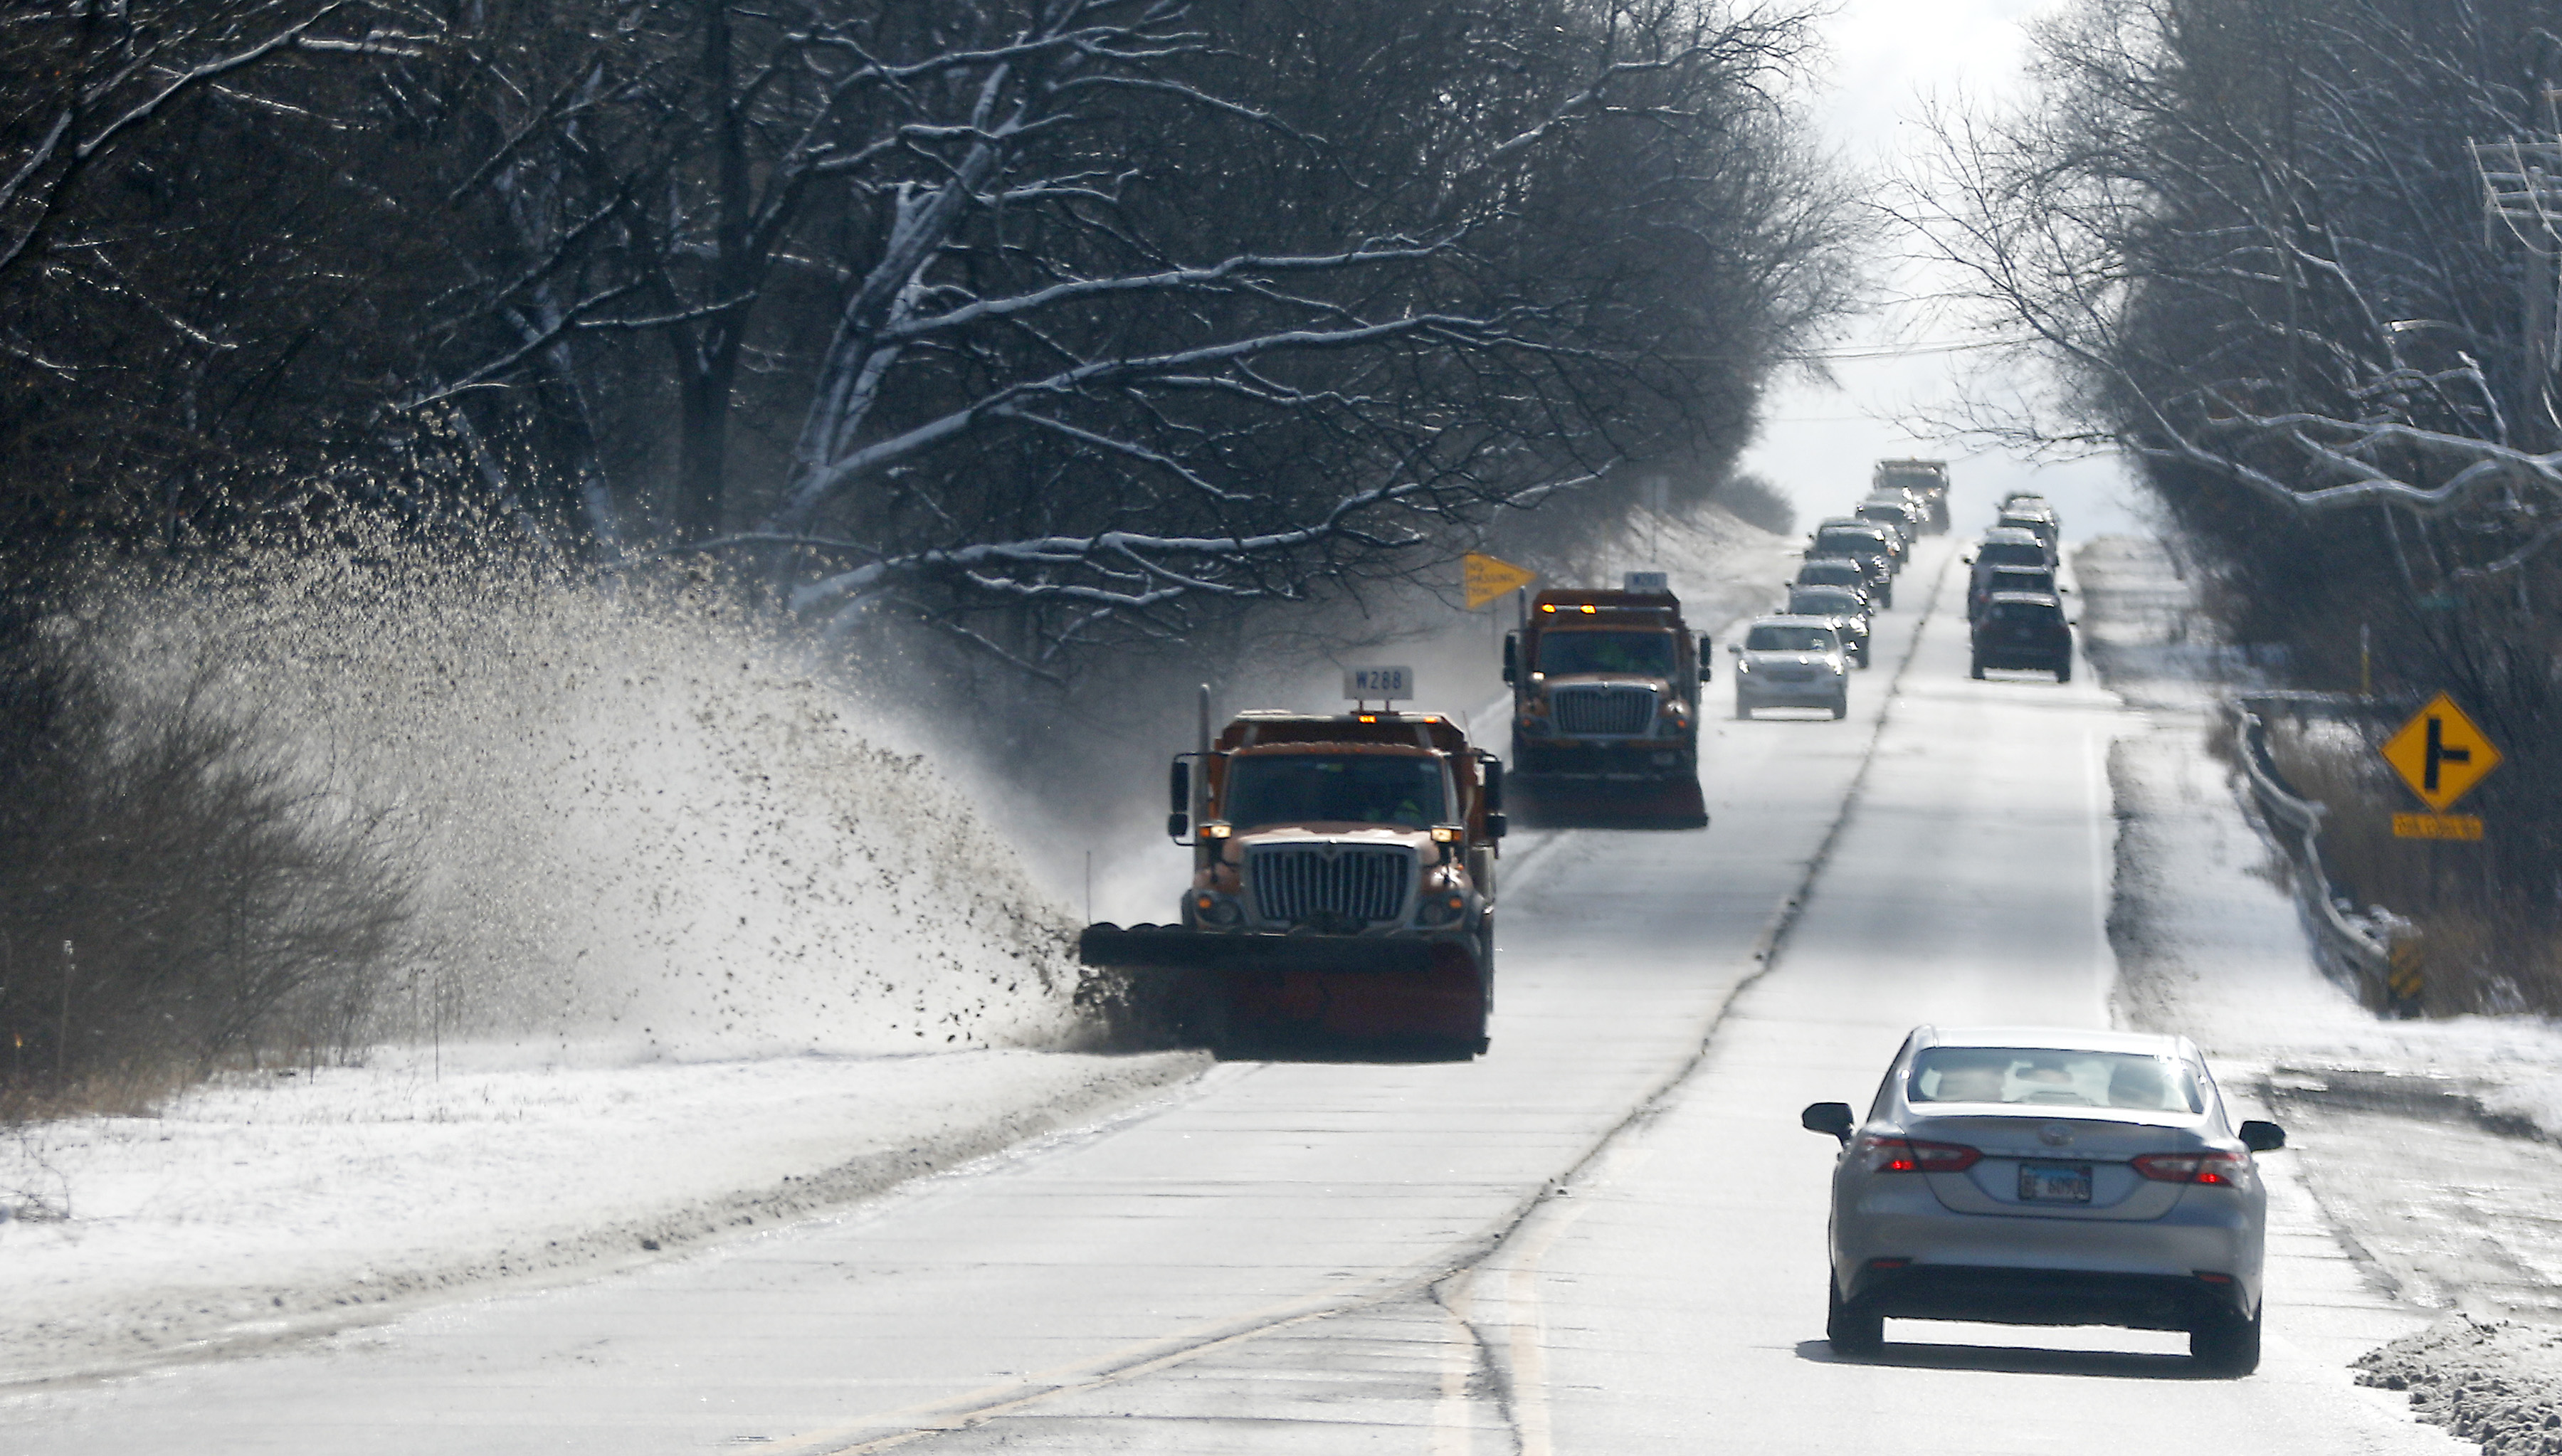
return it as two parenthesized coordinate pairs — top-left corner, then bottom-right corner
(1740, 0), (2148, 539)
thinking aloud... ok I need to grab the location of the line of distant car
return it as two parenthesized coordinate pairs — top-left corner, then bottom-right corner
(1732, 464), (1946, 720)
(1966, 490), (2072, 682)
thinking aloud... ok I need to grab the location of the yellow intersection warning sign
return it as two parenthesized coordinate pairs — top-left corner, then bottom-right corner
(1462, 552), (1538, 610)
(2381, 693), (2502, 812)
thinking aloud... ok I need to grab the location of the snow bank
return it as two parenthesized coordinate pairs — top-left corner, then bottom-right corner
(0, 1045), (1206, 1383)
(2084, 530), (2562, 1391)
(2358, 1318), (2562, 1455)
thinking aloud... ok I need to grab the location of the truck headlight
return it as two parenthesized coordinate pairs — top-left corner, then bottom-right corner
(1418, 890), (1470, 926)
(1190, 892), (1243, 927)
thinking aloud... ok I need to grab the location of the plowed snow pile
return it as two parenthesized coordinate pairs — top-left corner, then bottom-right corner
(2357, 1319), (2562, 1455)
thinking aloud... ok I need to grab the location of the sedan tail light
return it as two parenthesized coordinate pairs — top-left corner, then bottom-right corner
(1859, 1136), (1981, 1173)
(2132, 1151), (2248, 1185)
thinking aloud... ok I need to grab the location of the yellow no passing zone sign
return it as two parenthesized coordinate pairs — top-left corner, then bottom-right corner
(1462, 552), (1537, 610)
(2380, 692), (2501, 813)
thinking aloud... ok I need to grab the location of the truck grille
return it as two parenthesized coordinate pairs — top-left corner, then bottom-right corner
(1550, 684), (1657, 737)
(1245, 844), (1413, 927)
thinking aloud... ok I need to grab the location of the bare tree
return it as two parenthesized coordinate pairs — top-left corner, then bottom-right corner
(1917, 0), (2562, 556)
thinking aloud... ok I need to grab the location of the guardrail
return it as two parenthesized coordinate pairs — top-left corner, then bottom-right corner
(2223, 696), (2415, 1011)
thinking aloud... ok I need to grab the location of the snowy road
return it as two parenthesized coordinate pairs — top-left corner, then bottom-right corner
(4, 539), (2456, 1452)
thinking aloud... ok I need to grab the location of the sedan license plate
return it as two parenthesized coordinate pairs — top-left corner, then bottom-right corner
(2018, 1162), (2093, 1204)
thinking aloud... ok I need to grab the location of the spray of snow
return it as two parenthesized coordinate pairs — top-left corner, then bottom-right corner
(81, 541), (1086, 1065)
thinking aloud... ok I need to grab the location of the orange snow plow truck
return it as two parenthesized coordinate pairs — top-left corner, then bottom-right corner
(1502, 584), (1710, 827)
(1077, 677), (1504, 1057)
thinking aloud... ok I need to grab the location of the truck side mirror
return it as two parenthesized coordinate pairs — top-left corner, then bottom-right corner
(1801, 1102), (1855, 1144)
(1482, 758), (1504, 813)
(1502, 633), (1519, 685)
(1698, 635), (1712, 683)
(1166, 759), (1190, 840)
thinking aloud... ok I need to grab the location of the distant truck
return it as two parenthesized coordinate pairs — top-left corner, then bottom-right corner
(1079, 681), (1504, 1057)
(1502, 581), (1711, 827)
(1873, 458), (1953, 533)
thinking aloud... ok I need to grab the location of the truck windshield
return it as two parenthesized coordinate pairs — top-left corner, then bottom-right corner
(1535, 631), (1675, 676)
(1745, 625), (1836, 652)
(1223, 755), (1450, 830)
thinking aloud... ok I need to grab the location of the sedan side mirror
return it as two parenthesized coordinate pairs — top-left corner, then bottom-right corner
(2237, 1119), (2286, 1152)
(1801, 1102), (1855, 1144)
(1727, 643), (1742, 655)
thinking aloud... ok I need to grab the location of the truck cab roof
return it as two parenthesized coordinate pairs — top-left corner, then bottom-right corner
(1218, 711), (1472, 755)
(1529, 589), (1685, 628)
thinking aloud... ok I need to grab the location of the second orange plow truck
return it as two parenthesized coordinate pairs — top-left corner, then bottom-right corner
(1502, 580), (1711, 828)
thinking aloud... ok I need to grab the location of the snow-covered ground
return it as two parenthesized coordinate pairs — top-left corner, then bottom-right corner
(2082, 532), (2562, 1445)
(0, 1046), (1203, 1383)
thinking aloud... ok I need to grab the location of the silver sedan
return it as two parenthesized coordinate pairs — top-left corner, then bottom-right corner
(1801, 1025), (2286, 1374)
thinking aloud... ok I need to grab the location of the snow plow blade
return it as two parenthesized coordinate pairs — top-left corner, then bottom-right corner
(1509, 774), (1709, 830)
(1078, 924), (1433, 977)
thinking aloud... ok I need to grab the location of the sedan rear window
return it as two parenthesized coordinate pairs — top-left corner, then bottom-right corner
(1909, 1048), (2205, 1113)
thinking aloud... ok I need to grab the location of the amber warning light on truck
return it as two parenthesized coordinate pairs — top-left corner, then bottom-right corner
(1344, 665), (1414, 700)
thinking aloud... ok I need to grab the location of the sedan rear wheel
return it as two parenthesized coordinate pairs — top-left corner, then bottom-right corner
(2190, 1306), (2262, 1376)
(1825, 1276), (1883, 1356)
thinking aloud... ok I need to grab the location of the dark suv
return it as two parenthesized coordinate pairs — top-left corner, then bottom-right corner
(1967, 564), (2058, 623)
(1970, 594), (2072, 681)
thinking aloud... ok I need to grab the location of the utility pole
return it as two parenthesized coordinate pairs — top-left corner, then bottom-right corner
(2472, 94), (2562, 448)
